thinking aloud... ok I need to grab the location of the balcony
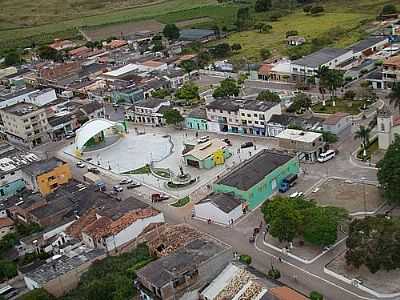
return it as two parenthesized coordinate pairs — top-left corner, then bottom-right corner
(217, 117), (227, 124)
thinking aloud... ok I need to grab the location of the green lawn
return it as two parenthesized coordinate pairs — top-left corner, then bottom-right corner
(312, 99), (367, 115)
(357, 138), (379, 160)
(122, 164), (151, 175)
(171, 196), (190, 207)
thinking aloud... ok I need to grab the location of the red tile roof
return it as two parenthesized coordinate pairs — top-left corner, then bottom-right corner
(68, 46), (91, 57)
(269, 287), (308, 300)
(393, 115), (400, 127)
(258, 64), (273, 75)
(108, 40), (128, 49)
(384, 55), (400, 67)
(0, 217), (14, 229)
(66, 209), (97, 239)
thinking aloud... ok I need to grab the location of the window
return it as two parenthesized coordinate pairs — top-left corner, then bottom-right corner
(247, 114), (251, 117)
(254, 113), (257, 117)
(220, 110), (223, 113)
(260, 121), (264, 125)
(241, 113), (245, 116)
(255, 121), (259, 124)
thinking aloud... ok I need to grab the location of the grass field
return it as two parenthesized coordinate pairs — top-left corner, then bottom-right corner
(224, 0), (398, 59)
(0, 0), (219, 50)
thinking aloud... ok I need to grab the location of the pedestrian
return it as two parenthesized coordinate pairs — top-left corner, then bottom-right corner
(278, 257), (282, 263)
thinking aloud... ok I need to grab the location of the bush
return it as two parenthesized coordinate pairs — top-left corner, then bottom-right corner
(343, 90), (356, 100)
(286, 30), (298, 38)
(381, 4), (397, 15)
(260, 48), (272, 60)
(239, 254), (252, 265)
(268, 268), (281, 279)
(310, 6), (324, 15)
(310, 291), (324, 300)
(303, 5), (312, 13)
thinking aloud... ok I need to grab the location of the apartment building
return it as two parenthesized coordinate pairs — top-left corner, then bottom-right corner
(206, 98), (282, 136)
(125, 98), (170, 126)
(0, 103), (50, 148)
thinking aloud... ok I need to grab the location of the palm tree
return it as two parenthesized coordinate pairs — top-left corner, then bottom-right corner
(354, 125), (371, 158)
(316, 66), (329, 106)
(315, 67), (343, 107)
(389, 82), (400, 112)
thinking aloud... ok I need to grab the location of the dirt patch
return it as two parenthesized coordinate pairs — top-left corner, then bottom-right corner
(311, 178), (384, 214)
(83, 19), (164, 40)
(327, 252), (400, 294)
(176, 17), (213, 28)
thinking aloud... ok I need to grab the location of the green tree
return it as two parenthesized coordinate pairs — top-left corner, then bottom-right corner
(260, 48), (272, 60)
(255, 23), (272, 33)
(210, 43), (231, 58)
(152, 40), (164, 52)
(255, 0), (272, 12)
(163, 24), (180, 40)
(163, 109), (184, 125)
(180, 60), (197, 74)
(175, 81), (199, 101)
(197, 51), (211, 68)
(236, 7), (253, 31)
(310, 6), (324, 15)
(256, 90), (280, 102)
(377, 135), (400, 204)
(4, 51), (22, 66)
(151, 88), (171, 99)
(354, 125), (371, 153)
(0, 233), (18, 256)
(286, 93), (311, 113)
(310, 291), (324, 300)
(38, 46), (63, 61)
(381, 4), (397, 15)
(18, 288), (54, 300)
(212, 78), (240, 98)
(302, 207), (346, 246)
(269, 202), (302, 242)
(389, 82), (400, 112)
(316, 66), (343, 105)
(0, 260), (17, 281)
(231, 43), (242, 52)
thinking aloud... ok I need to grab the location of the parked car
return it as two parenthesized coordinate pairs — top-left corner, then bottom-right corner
(65, 132), (75, 139)
(88, 167), (100, 174)
(241, 141), (254, 149)
(127, 182), (142, 189)
(289, 191), (304, 198)
(197, 136), (210, 144)
(120, 178), (133, 185)
(76, 162), (85, 168)
(85, 157), (93, 162)
(222, 138), (232, 146)
(317, 149), (336, 163)
(151, 193), (169, 202)
(113, 185), (123, 192)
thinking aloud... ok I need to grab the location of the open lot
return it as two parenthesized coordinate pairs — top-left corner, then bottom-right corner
(327, 251), (400, 294)
(311, 178), (384, 214)
(82, 19), (164, 41)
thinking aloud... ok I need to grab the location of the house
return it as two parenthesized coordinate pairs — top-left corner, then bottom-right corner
(265, 114), (322, 137)
(183, 138), (231, 169)
(136, 237), (231, 300)
(48, 39), (76, 51)
(347, 36), (388, 59)
(194, 193), (243, 225)
(377, 105), (400, 149)
(276, 129), (325, 162)
(344, 59), (376, 80)
(213, 150), (300, 209)
(206, 98), (282, 135)
(258, 64), (273, 81)
(68, 46), (91, 58)
(22, 246), (106, 297)
(290, 48), (353, 80)
(77, 207), (164, 252)
(38, 61), (81, 84)
(160, 69), (189, 89)
(125, 98), (170, 126)
(200, 262), (279, 300)
(268, 287), (308, 300)
(111, 85), (144, 104)
(0, 87), (37, 109)
(0, 217), (14, 239)
(179, 29), (216, 42)
(239, 100), (282, 136)
(106, 39), (128, 49)
(322, 112), (351, 136)
(0, 143), (40, 200)
(0, 102), (50, 148)
(185, 107), (208, 131)
(21, 158), (72, 196)
(287, 36), (306, 46)
(367, 55), (400, 89)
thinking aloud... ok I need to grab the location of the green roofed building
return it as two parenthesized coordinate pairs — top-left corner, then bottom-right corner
(213, 150), (299, 209)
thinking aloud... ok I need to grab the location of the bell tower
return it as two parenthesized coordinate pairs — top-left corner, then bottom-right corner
(377, 105), (393, 150)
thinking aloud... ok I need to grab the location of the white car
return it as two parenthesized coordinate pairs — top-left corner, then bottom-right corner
(120, 178), (133, 185)
(197, 136), (210, 144)
(317, 150), (336, 163)
(289, 191), (304, 198)
(113, 185), (123, 192)
(76, 162), (85, 168)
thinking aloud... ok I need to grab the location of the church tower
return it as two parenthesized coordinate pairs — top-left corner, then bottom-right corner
(377, 105), (393, 150)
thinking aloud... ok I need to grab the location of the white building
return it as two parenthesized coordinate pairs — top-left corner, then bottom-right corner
(194, 193), (243, 225)
(125, 98), (170, 126)
(291, 48), (353, 79)
(377, 105), (400, 150)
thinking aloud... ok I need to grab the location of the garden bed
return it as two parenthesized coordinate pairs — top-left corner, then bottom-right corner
(312, 99), (367, 115)
(356, 138), (378, 161)
(122, 164), (151, 175)
(171, 196), (191, 207)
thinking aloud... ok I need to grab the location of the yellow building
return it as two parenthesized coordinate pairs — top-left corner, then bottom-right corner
(22, 158), (72, 196)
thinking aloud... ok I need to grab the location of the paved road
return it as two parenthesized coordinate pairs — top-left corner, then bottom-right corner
(34, 105), (387, 300)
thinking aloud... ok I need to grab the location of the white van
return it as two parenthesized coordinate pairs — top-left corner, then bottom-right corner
(317, 150), (336, 163)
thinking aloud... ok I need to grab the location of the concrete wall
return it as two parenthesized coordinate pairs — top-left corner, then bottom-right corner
(194, 202), (242, 225)
(105, 213), (164, 251)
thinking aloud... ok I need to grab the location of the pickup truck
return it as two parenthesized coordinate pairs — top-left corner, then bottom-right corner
(279, 174), (298, 193)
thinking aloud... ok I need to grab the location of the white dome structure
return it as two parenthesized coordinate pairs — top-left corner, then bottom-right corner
(74, 118), (125, 155)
